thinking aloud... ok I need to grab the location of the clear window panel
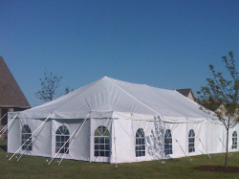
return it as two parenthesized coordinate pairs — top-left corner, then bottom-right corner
(21, 125), (32, 151)
(56, 125), (70, 154)
(94, 126), (110, 157)
(164, 129), (173, 155)
(105, 151), (110, 157)
(135, 128), (145, 157)
(100, 151), (104, 156)
(188, 129), (195, 153)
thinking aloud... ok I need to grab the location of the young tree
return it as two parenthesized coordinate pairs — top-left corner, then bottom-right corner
(36, 70), (63, 102)
(197, 51), (239, 168)
(63, 86), (74, 95)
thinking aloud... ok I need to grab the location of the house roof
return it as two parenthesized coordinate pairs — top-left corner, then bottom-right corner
(0, 56), (30, 108)
(176, 89), (196, 101)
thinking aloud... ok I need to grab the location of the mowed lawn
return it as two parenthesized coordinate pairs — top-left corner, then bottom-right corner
(1, 140), (239, 179)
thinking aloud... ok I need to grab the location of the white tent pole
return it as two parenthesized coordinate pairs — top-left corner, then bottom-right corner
(218, 136), (227, 151)
(184, 117), (192, 163)
(9, 114), (51, 161)
(109, 112), (114, 164)
(48, 112), (90, 165)
(0, 114), (6, 123)
(175, 139), (188, 159)
(48, 135), (71, 165)
(0, 113), (18, 137)
(17, 118), (49, 161)
(131, 113), (137, 162)
(113, 118), (117, 168)
(185, 117), (188, 159)
(57, 114), (89, 166)
(89, 113), (92, 163)
(198, 137), (211, 160)
(105, 113), (111, 164)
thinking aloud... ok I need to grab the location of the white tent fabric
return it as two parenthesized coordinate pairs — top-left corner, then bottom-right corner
(7, 76), (239, 163)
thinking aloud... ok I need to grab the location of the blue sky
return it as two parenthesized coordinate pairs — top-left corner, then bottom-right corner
(0, 0), (239, 107)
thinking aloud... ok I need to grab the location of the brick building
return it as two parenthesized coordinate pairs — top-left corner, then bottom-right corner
(0, 56), (30, 126)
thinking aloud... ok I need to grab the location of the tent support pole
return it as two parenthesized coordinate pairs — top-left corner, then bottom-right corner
(131, 113), (137, 162)
(109, 112), (113, 164)
(9, 114), (51, 161)
(57, 113), (89, 166)
(218, 137), (227, 151)
(0, 113), (18, 137)
(17, 117), (50, 161)
(48, 112), (90, 165)
(113, 118), (117, 168)
(198, 138), (211, 160)
(0, 114), (6, 123)
(175, 139), (188, 160)
(89, 113), (92, 163)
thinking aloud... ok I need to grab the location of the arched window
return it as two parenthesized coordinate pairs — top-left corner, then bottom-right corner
(232, 131), (237, 149)
(94, 126), (110, 157)
(188, 129), (195, 153)
(165, 129), (173, 155)
(22, 125), (32, 151)
(56, 125), (70, 154)
(135, 128), (145, 157)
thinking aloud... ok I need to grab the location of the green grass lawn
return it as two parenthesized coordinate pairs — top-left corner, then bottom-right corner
(1, 139), (239, 179)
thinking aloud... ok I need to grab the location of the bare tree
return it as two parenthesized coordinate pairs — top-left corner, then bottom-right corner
(36, 70), (63, 102)
(63, 86), (74, 95)
(197, 51), (239, 168)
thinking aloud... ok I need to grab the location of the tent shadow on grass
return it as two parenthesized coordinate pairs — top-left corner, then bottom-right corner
(0, 140), (7, 152)
(0, 145), (7, 152)
(195, 166), (239, 173)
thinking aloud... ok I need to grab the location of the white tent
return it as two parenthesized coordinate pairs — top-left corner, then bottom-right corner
(7, 76), (239, 163)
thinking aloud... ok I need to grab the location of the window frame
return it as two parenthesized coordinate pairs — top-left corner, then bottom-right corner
(94, 126), (110, 157)
(188, 129), (195, 153)
(135, 128), (145, 157)
(164, 129), (173, 155)
(21, 125), (32, 151)
(55, 125), (70, 154)
(232, 131), (237, 149)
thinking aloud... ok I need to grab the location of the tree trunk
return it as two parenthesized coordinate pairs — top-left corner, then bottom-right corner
(225, 122), (229, 168)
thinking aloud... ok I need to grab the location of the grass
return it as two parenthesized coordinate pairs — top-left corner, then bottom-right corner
(1, 139), (239, 179)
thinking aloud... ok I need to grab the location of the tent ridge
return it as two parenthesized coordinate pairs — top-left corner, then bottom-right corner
(108, 77), (161, 116)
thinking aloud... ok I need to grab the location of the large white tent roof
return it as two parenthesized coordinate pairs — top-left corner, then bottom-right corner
(17, 76), (217, 122)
